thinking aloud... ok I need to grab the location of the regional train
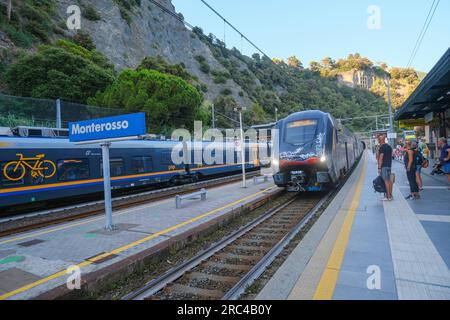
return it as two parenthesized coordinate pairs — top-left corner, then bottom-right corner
(272, 110), (365, 192)
(0, 132), (263, 214)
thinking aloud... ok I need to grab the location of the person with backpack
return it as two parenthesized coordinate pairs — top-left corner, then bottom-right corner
(413, 141), (425, 191)
(377, 134), (393, 201)
(404, 141), (420, 200)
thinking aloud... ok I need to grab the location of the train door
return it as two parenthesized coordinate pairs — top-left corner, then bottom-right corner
(344, 142), (349, 172)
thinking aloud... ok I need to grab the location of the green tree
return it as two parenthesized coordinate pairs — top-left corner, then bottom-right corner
(5, 45), (114, 103)
(287, 55), (302, 68)
(88, 69), (203, 133)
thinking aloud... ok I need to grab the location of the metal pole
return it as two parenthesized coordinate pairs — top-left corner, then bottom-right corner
(212, 104), (216, 129)
(56, 98), (62, 129)
(239, 110), (246, 188)
(387, 75), (394, 147)
(101, 142), (114, 230)
(275, 108), (278, 122)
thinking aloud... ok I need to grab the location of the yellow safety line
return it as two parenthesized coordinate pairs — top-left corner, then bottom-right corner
(0, 186), (275, 300)
(0, 198), (171, 245)
(0, 173), (258, 245)
(313, 156), (367, 300)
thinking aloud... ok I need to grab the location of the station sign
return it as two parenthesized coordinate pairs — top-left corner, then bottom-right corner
(387, 133), (397, 139)
(69, 113), (146, 143)
(399, 119), (425, 129)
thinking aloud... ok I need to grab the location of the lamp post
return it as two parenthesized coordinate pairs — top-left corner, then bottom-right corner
(235, 105), (247, 188)
(386, 73), (394, 147)
(275, 107), (278, 122)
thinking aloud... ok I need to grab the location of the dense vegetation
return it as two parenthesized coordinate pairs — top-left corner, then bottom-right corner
(0, 0), (61, 48)
(0, 1), (423, 134)
(193, 30), (390, 132)
(5, 40), (115, 103)
(309, 53), (422, 109)
(88, 68), (205, 133)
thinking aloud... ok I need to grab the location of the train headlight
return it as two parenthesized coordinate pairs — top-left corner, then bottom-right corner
(320, 155), (327, 163)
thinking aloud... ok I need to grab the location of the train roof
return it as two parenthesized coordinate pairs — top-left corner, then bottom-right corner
(0, 136), (261, 150)
(282, 110), (338, 125)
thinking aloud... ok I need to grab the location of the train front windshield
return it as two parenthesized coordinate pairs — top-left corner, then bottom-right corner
(284, 119), (318, 145)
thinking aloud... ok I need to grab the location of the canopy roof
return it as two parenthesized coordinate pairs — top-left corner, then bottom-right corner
(395, 47), (450, 121)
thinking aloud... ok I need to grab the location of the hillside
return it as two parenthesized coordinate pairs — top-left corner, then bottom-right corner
(0, 0), (422, 133)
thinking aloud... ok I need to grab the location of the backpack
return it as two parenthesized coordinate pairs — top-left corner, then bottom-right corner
(414, 150), (426, 167)
(373, 176), (387, 194)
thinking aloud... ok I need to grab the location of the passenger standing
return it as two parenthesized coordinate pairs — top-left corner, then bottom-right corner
(404, 141), (420, 200)
(413, 141), (424, 191)
(438, 137), (450, 186)
(377, 134), (393, 201)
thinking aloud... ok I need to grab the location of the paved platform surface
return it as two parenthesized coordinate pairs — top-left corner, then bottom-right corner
(258, 151), (450, 300)
(0, 174), (278, 300)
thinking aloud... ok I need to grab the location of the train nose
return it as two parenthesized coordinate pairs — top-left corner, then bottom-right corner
(280, 157), (320, 169)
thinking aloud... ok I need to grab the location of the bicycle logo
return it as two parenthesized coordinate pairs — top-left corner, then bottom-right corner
(3, 154), (56, 182)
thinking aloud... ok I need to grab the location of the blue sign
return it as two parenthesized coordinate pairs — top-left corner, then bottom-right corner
(69, 113), (146, 142)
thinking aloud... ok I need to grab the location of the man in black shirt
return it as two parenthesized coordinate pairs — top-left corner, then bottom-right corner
(377, 134), (393, 201)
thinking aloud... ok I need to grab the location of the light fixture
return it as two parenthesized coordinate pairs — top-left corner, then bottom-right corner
(437, 96), (444, 102)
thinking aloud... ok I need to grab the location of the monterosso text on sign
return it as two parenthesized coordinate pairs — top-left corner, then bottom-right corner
(71, 121), (129, 135)
(69, 113), (146, 143)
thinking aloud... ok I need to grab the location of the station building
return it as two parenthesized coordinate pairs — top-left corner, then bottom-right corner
(395, 47), (450, 157)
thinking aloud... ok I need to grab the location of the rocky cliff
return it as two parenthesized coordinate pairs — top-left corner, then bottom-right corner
(55, 0), (251, 106)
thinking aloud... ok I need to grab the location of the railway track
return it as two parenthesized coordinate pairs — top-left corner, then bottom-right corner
(0, 172), (260, 238)
(123, 192), (330, 300)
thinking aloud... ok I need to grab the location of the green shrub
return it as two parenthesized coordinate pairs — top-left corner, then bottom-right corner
(221, 88), (232, 95)
(1, 24), (33, 48)
(83, 5), (101, 21)
(5, 45), (114, 103)
(88, 69), (203, 132)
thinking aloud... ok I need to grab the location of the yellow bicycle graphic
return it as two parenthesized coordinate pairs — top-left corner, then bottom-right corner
(3, 154), (56, 182)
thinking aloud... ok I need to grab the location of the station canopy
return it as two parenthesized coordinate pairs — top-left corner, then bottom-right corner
(395, 47), (450, 121)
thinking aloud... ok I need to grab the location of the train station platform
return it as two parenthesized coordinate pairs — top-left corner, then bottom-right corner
(0, 175), (279, 300)
(258, 151), (450, 300)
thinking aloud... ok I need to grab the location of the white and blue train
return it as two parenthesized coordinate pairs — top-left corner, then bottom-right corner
(0, 133), (262, 214)
(272, 110), (365, 192)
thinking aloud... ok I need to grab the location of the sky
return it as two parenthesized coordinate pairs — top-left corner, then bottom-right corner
(172, 0), (450, 73)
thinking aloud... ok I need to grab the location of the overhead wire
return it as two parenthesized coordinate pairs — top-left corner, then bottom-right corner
(406, 0), (440, 68)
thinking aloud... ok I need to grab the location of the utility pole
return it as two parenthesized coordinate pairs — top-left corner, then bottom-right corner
(101, 142), (114, 230)
(211, 103), (216, 129)
(56, 98), (62, 129)
(275, 107), (278, 122)
(387, 73), (394, 147)
(235, 105), (247, 188)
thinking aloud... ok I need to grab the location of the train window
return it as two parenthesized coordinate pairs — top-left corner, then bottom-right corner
(161, 152), (173, 165)
(100, 158), (124, 177)
(1, 162), (25, 186)
(132, 157), (153, 174)
(285, 120), (318, 145)
(57, 159), (90, 182)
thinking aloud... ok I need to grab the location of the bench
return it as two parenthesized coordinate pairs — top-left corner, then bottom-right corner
(253, 175), (271, 185)
(176, 189), (207, 209)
